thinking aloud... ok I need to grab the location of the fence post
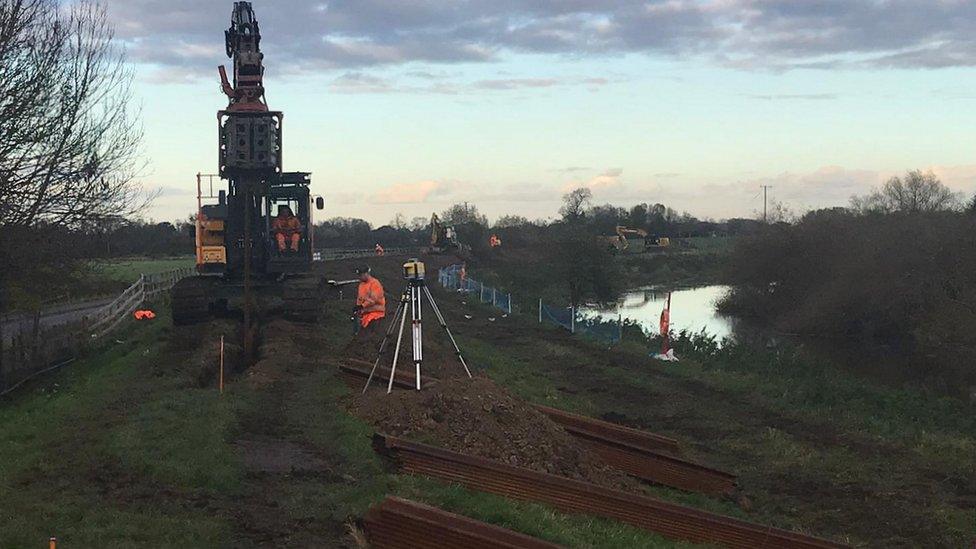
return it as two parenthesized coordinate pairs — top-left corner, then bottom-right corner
(571, 306), (576, 334)
(508, 294), (512, 315)
(538, 299), (542, 323)
(480, 283), (484, 302)
(618, 313), (623, 343)
(492, 287), (496, 308)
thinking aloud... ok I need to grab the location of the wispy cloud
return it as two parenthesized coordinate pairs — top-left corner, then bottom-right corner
(109, 1), (976, 75)
(746, 93), (839, 101)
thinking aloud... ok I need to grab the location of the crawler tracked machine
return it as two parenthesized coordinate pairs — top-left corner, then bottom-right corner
(172, 2), (325, 325)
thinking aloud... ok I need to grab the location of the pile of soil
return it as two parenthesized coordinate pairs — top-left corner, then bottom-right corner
(350, 376), (635, 490)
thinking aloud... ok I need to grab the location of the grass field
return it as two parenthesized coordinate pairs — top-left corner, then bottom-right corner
(2, 254), (972, 547)
(89, 257), (194, 285)
(0, 294), (688, 548)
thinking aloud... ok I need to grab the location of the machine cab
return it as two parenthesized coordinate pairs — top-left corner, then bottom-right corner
(265, 172), (323, 274)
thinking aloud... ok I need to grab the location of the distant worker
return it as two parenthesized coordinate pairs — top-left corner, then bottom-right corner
(489, 234), (502, 248)
(355, 265), (386, 333)
(375, 243), (385, 256)
(272, 205), (302, 253)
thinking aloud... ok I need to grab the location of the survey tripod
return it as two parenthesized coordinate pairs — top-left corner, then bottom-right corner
(363, 260), (472, 394)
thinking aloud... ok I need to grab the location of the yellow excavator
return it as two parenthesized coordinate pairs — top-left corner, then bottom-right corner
(599, 226), (670, 253)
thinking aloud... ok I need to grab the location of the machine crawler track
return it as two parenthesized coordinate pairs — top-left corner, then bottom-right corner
(282, 275), (325, 322)
(171, 276), (215, 325)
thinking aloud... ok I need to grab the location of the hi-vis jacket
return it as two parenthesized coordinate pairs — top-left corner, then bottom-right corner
(357, 276), (386, 315)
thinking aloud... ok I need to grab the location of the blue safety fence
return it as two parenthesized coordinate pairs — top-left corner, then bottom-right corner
(438, 264), (513, 314)
(439, 264), (622, 345)
(539, 301), (622, 344)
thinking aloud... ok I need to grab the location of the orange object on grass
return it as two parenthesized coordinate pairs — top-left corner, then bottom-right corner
(134, 310), (156, 320)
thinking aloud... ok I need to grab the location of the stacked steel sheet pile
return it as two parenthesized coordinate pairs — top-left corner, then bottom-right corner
(535, 405), (738, 496)
(363, 496), (562, 548)
(373, 435), (850, 549)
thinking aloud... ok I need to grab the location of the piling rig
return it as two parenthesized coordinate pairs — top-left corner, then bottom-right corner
(172, 2), (325, 335)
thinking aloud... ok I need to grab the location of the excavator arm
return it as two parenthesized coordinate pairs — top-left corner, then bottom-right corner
(219, 1), (267, 112)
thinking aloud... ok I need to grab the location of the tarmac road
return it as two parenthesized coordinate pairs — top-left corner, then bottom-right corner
(0, 298), (114, 344)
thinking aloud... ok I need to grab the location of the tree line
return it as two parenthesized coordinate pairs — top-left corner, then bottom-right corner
(719, 170), (976, 391)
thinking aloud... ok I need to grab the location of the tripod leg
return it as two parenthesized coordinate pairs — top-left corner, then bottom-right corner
(362, 295), (406, 394)
(387, 297), (410, 394)
(423, 285), (473, 378)
(412, 285), (423, 390)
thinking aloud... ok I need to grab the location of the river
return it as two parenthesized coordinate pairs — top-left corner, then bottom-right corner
(583, 285), (961, 396)
(584, 285), (734, 340)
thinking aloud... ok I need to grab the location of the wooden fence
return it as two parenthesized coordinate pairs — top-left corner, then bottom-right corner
(0, 267), (193, 397)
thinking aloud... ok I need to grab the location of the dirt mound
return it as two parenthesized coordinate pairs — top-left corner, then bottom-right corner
(350, 376), (634, 490)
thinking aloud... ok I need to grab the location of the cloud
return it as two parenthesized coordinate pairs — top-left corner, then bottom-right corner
(563, 168), (624, 193)
(108, 1), (976, 75)
(747, 93), (838, 101)
(369, 180), (455, 204)
(327, 73), (610, 94)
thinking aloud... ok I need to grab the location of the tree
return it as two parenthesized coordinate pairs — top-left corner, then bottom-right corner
(851, 170), (960, 214)
(494, 214), (529, 228)
(441, 202), (487, 226)
(390, 213), (407, 230)
(628, 203), (648, 229)
(548, 224), (619, 307)
(0, 0), (143, 312)
(559, 188), (592, 223)
(0, 0), (144, 228)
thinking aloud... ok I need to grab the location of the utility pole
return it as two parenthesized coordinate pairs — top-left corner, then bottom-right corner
(761, 185), (773, 223)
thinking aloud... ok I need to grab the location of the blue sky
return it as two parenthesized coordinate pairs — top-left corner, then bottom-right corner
(113, 1), (976, 226)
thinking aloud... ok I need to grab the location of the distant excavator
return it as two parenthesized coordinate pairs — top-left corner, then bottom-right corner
(171, 2), (325, 327)
(600, 226), (671, 253)
(427, 213), (463, 254)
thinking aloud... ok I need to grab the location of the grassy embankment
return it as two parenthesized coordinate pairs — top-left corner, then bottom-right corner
(0, 297), (693, 548)
(3, 252), (973, 547)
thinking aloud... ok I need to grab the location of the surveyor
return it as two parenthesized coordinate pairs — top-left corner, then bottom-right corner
(355, 265), (386, 333)
(272, 205), (302, 253)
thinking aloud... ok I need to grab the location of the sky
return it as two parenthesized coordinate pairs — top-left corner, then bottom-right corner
(108, 0), (976, 226)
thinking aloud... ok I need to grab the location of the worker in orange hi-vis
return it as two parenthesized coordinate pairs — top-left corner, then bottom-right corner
(355, 265), (386, 334)
(272, 205), (302, 253)
(375, 243), (385, 256)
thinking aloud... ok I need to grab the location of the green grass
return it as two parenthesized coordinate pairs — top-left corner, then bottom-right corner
(0, 311), (236, 548)
(90, 257), (194, 285)
(0, 297), (704, 547)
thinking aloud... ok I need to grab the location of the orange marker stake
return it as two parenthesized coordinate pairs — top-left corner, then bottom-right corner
(49, 537), (56, 549)
(219, 335), (225, 395)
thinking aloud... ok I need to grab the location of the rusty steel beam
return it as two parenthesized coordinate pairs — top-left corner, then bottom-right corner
(364, 496), (563, 549)
(535, 405), (737, 496)
(534, 405), (680, 454)
(373, 434), (849, 549)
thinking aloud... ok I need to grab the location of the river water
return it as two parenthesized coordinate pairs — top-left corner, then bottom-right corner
(585, 285), (735, 339)
(584, 285), (964, 396)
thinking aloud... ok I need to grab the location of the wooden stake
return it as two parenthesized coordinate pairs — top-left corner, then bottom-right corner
(219, 335), (225, 395)
(49, 537), (56, 549)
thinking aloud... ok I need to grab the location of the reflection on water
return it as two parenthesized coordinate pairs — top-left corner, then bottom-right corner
(585, 285), (968, 398)
(584, 285), (734, 339)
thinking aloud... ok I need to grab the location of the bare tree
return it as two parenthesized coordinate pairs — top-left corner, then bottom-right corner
(0, 0), (144, 230)
(851, 170), (960, 214)
(442, 202), (488, 226)
(559, 187), (592, 222)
